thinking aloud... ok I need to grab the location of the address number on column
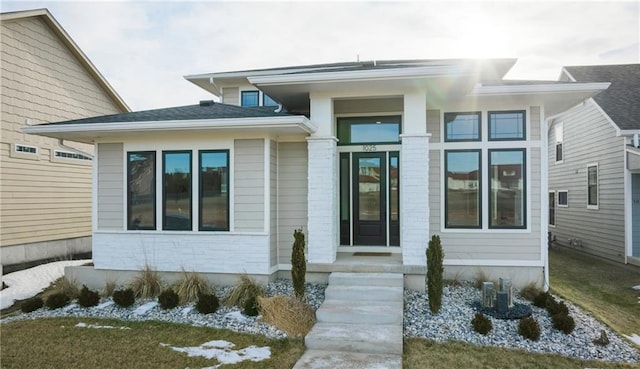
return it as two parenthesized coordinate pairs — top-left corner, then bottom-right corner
(362, 145), (377, 152)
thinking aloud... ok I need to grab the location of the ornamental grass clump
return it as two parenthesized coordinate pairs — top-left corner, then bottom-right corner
(158, 288), (180, 310)
(224, 274), (264, 308)
(130, 265), (163, 299)
(426, 235), (444, 314)
(471, 312), (492, 335)
(518, 282), (542, 302)
(258, 295), (316, 337)
(195, 293), (220, 314)
(112, 288), (135, 308)
(21, 297), (43, 313)
(518, 316), (541, 341)
(45, 292), (70, 310)
(174, 270), (212, 305)
(291, 229), (307, 299)
(78, 285), (100, 307)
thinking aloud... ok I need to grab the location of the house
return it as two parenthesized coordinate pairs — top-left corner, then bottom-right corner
(548, 64), (640, 266)
(0, 9), (129, 273)
(23, 59), (609, 289)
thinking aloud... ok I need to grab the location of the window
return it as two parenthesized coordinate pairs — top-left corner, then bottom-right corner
(549, 192), (556, 226)
(489, 149), (526, 228)
(241, 91), (259, 107)
(128, 152), (156, 230)
(558, 191), (568, 207)
(199, 150), (229, 231)
(54, 150), (92, 161)
(337, 116), (401, 145)
(445, 150), (481, 228)
(15, 144), (37, 154)
(263, 94), (278, 107)
(489, 111), (526, 140)
(163, 151), (192, 231)
(555, 122), (563, 162)
(444, 112), (481, 141)
(587, 164), (598, 208)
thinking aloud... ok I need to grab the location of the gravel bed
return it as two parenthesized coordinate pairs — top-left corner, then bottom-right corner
(405, 282), (640, 363)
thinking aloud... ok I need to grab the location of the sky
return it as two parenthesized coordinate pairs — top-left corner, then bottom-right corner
(1, 1), (638, 112)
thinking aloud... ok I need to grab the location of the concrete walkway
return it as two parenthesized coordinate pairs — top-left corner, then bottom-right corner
(293, 272), (404, 369)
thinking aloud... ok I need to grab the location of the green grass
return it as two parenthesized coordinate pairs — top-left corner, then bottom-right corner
(549, 247), (640, 336)
(1, 317), (304, 369)
(404, 339), (640, 369)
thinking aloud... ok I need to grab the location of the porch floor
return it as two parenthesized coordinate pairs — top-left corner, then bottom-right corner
(306, 252), (404, 274)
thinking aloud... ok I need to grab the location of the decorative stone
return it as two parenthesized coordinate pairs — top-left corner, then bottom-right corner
(481, 282), (494, 308)
(499, 278), (513, 308)
(496, 291), (509, 314)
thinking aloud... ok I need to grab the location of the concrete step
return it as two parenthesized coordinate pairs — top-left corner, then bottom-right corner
(316, 299), (403, 325)
(292, 350), (402, 369)
(328, 272), (404, 287)
(305, 322), (403, 354)
(325, 284), (403, 302)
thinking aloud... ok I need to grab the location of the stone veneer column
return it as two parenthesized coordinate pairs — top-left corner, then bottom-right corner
(400, 133), (431, 266)
(306, 136), (338, 263)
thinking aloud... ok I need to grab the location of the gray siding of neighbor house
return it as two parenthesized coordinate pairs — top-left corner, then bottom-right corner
(97, 143), (124, 230)
(549, 100), (626, 262)
(222, 87), (239, 106)
(277, 142), (308, 265)
(427, 107), (543, 261)
(270, 140), (277, 267)
(234, 139), (264, 232)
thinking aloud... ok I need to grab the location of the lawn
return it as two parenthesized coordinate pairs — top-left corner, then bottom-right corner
(548, 246), (640, 336)
(0, 317), (304, 369)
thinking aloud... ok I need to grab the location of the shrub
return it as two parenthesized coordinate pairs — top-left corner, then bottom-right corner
(552, 313), (575, 334)
(195, 293), (220, 314)
(291, 229), (307, 299)
(471, 312), (492, 335)
(224, 274), (264, 307)
(130, 265), (163, 299)
(52, 277), (80, 299)
(45, 292), (70, 310)
(426, 235), (444, 314)
(174, 270), (212, 304)
(258, 295), (316, 337)
(112, 288), (135, 308)
(518, 282), (541, 302)
(545, 298), (569, 316)
(158, 288), (180, 310)
(532, 291), (551, 308)
(78, 285), (100, 307)
(518, 316), (541, 341)
(21, 297), (43, 313)
(243, 294), (259, 316)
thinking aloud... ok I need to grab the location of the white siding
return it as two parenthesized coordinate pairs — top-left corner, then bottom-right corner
(97, 143), (124, 230)
(427, 109), (440, 143)
(549, 101), (626, 262)
(222, 87), (239, 106)
(234, 139), (265, 232)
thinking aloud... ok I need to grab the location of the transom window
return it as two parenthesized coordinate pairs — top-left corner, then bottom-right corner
(263, 94), (278, 107)
(337, 116), (401, 145)
(444, 112), (481, 141)
(489, 111), (526, 140)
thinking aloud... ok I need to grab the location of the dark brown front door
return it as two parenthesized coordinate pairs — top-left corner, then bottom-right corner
(353, 152), (386, 245)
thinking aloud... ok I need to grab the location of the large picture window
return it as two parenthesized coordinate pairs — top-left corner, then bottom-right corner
(337, 116), (401, 145)
(445, 150), (481, 228)
(128, 151), (156, 230)
(444, 112), (481, 142)
(489, 149), (526, 228)
(163, 151), (192, 231)
(199, 150), (230, 231)
(489, 111), (526, 140)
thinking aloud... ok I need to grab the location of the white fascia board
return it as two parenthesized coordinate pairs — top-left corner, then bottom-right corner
(184, 65), (350, 81)
(620, 129), (640, 136)
(23, 115), (316, 135)
(470, 82), (610, 96)
(247, 65), (468, 85)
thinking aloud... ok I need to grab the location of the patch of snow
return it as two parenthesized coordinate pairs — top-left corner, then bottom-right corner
(161, 340), (270, 368)
(623, 333), (640, 346)
(0, 260), (91, 309)
(95, 301), (114, 309)
(133, 301), (158, 315)
(181, 306), (193, 315)
(76, 322), (130, 330)
(632, 285), (640, 291)
(224, 310), (248, 323)
(62, 303), (78, 312)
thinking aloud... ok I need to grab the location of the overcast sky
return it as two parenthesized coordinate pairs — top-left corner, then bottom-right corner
(2, 1), (638, 111)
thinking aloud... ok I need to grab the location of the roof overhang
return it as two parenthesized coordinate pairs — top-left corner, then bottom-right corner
(470, 82), (611, 117)
(22, 115), (315, 144)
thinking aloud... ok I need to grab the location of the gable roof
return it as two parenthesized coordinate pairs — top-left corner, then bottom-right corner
(563, 64), (640, 131)
(1, 8), (130, 112)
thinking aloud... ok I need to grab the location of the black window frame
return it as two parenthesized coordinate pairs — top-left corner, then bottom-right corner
(488, 110), (526, 141)
(488, 148), (527, 229)
(336, 115), (402, 146)
(198, 150), (230, 231)
(241, 90), (260, 107)
(127, 151), (156, 231)
(162, 150), (193, 231)
(444, 111), (482, 142)
(558, 191), (568, 207)
(587, 165), (598, 208)
(444, 149), (482, 229)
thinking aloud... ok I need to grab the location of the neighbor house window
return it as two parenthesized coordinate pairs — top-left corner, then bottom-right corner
(587, 164), (598, 208)
(163, 151), (192, 231)
(445, 150), (481, 228)
(199, 150), (229, 231)
(128, 151), (156, 230)
(241, 91), (259, 107)
(549, 191), (556, 226)
(489, 149), (526, 228)
(558, 190), (568, 207)
(54, 150), (92, 161)
(15, 144), (37, 154)
(337, 116), (401, 145)
(555, 122), (564, 162)
(444, 112), (481, 142)
(489, 111), (525, 140)
(263, 94), (278, 107)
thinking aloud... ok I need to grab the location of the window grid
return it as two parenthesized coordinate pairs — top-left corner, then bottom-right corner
(488, 110), (526, 141)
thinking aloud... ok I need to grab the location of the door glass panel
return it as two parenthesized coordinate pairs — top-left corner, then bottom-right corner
(358, 157), (381, 221)
(390, 154), (399, 221)
(340, 154), (350, 221)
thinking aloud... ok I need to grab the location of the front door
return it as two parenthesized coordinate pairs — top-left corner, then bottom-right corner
(353, 152), (387, 245)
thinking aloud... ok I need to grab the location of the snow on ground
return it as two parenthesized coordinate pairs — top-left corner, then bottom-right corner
(224, 310), (248, 323)
(160, 340), (271, 369)
(133, 301), (158, 315)
(0, 260), (91, 309)
(76, 322), (131, 330)
(623, 334), (640, 347)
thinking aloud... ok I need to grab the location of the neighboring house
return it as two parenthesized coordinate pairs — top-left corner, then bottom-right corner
(24, 59), (608, 288)
(0, 9), (129, 272)
(548, 64), (640, 266)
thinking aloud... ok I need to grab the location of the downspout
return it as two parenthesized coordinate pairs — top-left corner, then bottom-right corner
(634, 133), (639, 148)
(58, 139), (94, 159)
